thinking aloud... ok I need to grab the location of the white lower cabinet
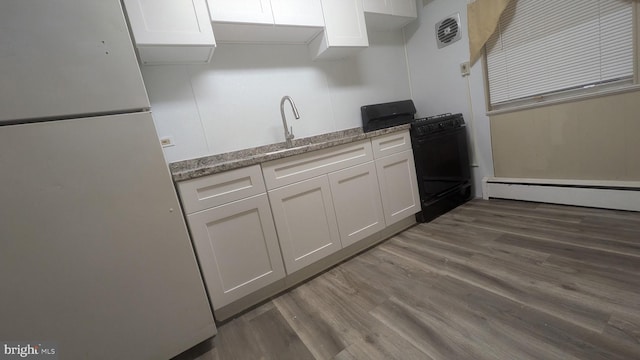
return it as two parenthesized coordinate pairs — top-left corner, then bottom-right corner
(187, 193), (285, 310)
(178, 130), (420, 319)
(328, 161), (385, 247)
(268, 175), (341, 274)
(375, 149), (421, 226)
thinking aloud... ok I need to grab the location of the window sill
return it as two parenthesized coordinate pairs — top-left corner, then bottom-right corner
(486, 83), (640, 116)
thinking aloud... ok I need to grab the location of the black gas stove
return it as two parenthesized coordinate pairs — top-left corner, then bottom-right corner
(361, 100), (472, 222)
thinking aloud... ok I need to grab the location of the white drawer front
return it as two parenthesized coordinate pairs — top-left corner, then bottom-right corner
(262, 140), (373, 189)
(371, 130), (412, 159)
(178, 165), (266, 214)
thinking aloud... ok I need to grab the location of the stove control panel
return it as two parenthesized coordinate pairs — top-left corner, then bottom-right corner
(412, 113), (465, 136)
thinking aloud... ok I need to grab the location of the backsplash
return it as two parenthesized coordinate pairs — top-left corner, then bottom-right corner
(142, 30), (412, 163)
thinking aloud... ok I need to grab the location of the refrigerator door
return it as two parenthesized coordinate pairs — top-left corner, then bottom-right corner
(0, 113), (216, 359)
(0, 0), (150, 124)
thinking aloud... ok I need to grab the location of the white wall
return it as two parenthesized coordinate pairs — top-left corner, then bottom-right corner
(404, 0), (494, 197)
(142, 31), (411, 163)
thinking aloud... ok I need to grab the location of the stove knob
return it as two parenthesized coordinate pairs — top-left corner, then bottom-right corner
(438, 123), (444, 129)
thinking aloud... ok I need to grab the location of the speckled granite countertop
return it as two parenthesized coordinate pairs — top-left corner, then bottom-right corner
(169, 124), (411, 182)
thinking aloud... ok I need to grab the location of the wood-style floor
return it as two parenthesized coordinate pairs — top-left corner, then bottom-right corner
(174, 199), (640, 360)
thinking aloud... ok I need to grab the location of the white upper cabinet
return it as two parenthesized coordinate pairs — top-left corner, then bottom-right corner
(363, 0), (417, 30)
(270, 0), (324, 27)
(390, 0), (417, 18)
(208, 0), (324, 43)
(208, 0), (273, 24)
(123, 0), (216, 64)
(309, 0), (369, 60)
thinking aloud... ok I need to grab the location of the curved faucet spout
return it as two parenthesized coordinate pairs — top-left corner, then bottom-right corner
(280, 96), (300, 148)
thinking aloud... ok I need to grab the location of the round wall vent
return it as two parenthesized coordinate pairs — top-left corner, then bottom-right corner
(435, 13), (462, 49)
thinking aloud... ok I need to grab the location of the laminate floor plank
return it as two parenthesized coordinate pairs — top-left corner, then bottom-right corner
(370, 297), (483, 360)
(175, 199), (640, 360)
(442, 276), (640, 360)
(467, 253), (631, 330)
(423, 275), (584, 360)
(541, 254), (640, 290)
(246, 307), (315, 360)
(384, 234), (617, 333)
(495, 233), (640, 277)
(605, 311), (640, 346)
(451, 208), (640, 257)
(536, 201), (640, 223)
(462, 200), (585, 224)
(332, 318), (433, 360)
(454, 206), (640, 246)
(409, 222), (552, 265)
(273, 269), (394, 360)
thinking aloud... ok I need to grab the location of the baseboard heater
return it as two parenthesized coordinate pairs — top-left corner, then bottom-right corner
(482, 177), (640, 212)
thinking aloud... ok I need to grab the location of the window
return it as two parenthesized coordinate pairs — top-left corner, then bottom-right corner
(485, 0), (634, 109)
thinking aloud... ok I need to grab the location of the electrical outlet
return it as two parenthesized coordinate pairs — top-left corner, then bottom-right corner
(460, 61), (470, 76)
(160, 136), (175, 148)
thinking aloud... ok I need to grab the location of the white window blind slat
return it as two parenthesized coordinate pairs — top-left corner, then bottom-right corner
(486, 0), (633, 106)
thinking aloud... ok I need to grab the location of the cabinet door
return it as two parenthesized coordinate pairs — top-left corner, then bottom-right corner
(271, 0), (324, 27)
(124, 0), (215, 45)
(123, 0), (216, 64)
(320, 0), (368, 47)
(391, 0), (417, 18)
(208, 0), (274, 24)
(269, 176), (341, 274)
(328, 162), (385, 247)
(188, 194), (285, 310)
(375, 150), (421, 226)
(362, 0), (391, 14)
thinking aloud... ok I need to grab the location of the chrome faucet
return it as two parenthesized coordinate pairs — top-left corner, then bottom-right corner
(280, 96), (300, 148)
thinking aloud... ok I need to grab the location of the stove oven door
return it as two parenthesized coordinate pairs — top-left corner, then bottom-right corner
(411, 126), (471, 204)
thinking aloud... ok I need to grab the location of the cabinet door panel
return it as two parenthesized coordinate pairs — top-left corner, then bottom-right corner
(208, 0), (274, 24)
(188, 194), (285, 309)
(376, 150), (421, 226)
(362, 0), (390, 14)
(269, 176), (341, 274)
(329, 162), (385, 247)
(271, 0), (324, 27)
(320, 0), (368, 47)
(123, 0), (216, 64)
(125, 0), (215, 44)
(391, 0), (417, 18)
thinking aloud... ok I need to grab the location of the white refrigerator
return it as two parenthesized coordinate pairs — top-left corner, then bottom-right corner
(0, 0), (217, 359)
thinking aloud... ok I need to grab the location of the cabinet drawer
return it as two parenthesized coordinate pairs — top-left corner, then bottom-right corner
(371, 130), (412, 159)
(178, 165), (266, 214)
(262, 140), (373, 189)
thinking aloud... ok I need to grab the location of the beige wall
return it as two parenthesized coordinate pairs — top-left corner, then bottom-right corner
(490, 90), (640, 181)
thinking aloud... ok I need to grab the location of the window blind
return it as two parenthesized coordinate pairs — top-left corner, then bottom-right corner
(486, 0), (633, 106)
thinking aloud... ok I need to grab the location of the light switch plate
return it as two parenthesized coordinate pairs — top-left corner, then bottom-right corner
(460, 61), (470, 76)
